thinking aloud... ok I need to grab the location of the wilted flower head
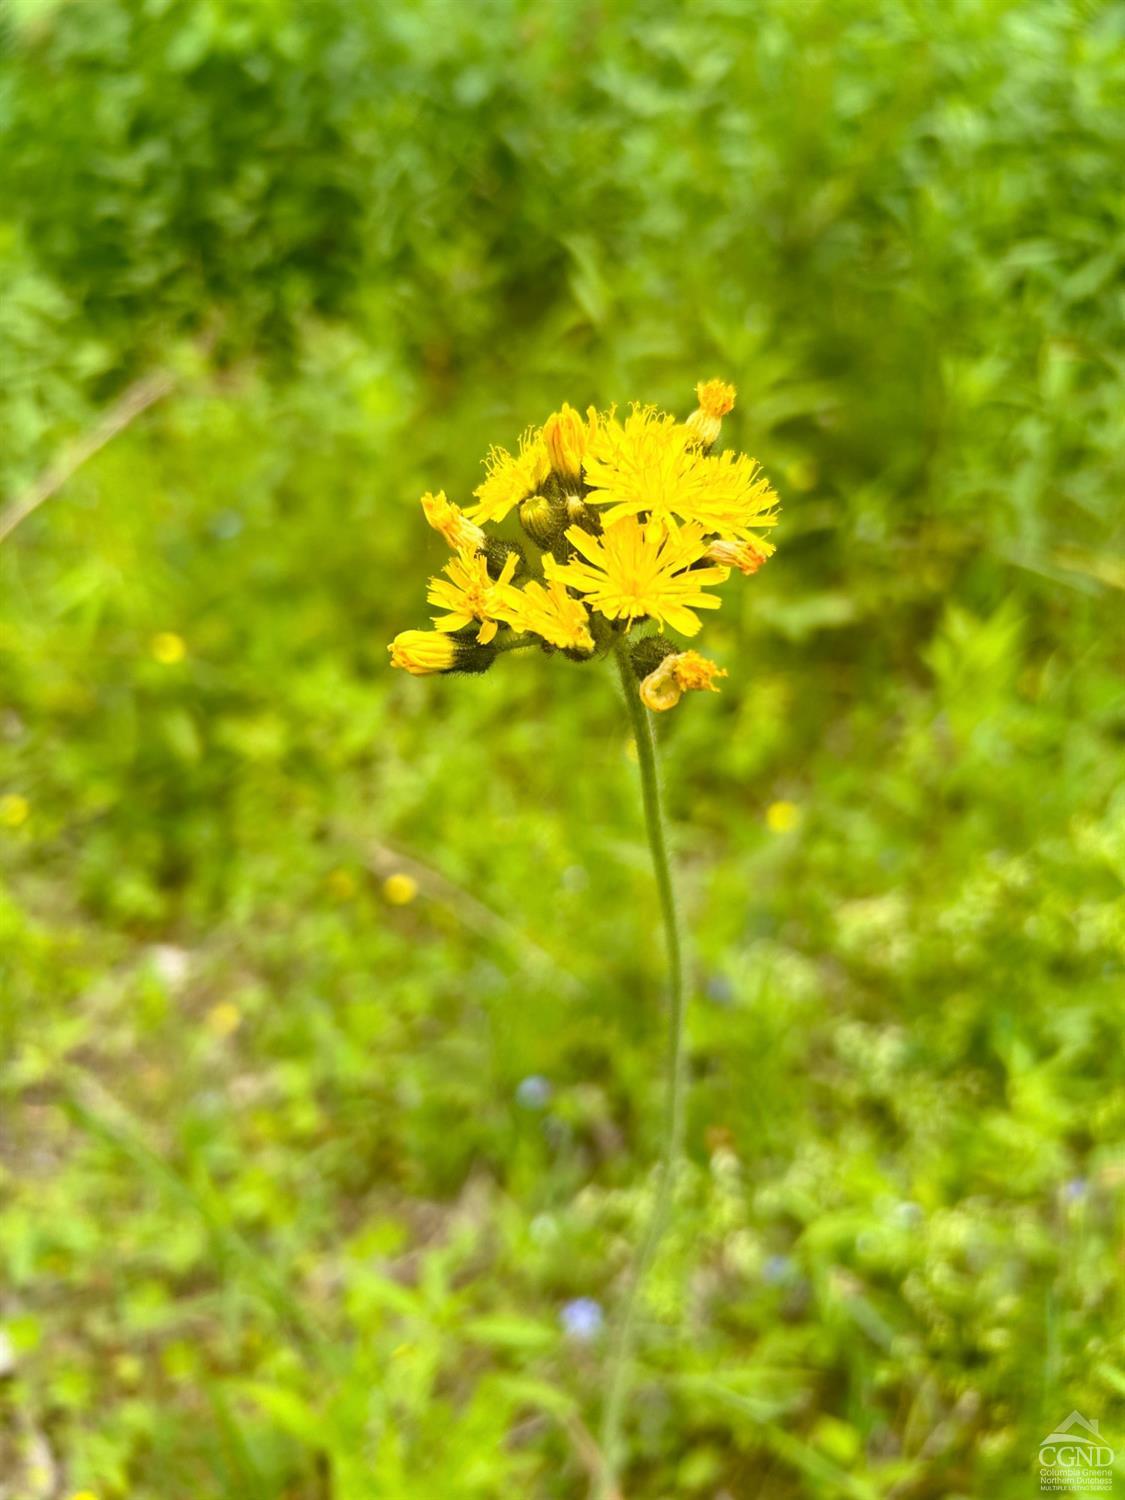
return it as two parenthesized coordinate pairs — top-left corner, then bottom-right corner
(686, 378), (737, 448)
(638, 649), (728, 713)
(388, 381), (780, 704)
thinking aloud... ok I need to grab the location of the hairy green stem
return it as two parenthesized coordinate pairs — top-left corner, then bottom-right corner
(599, 639), (687, 1496)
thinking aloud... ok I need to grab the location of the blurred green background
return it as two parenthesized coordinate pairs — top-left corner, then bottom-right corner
(1, 1), (1123, 1496)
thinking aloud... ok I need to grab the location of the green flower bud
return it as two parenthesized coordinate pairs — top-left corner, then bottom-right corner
(629, 635), (678, 681)
(518, 494), (569, 550)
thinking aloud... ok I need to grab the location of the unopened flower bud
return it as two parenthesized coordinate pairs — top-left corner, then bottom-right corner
(519, 494), (569, 549)
(629, 635), (679, 682)
(388, 630), (496, 676)
(543, 403), (591, 478)
(685, 379), (736, 449)
(638, 649), (727, 712)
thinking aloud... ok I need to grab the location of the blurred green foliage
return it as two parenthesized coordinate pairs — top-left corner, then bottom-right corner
(1, 0), (1123, 1496)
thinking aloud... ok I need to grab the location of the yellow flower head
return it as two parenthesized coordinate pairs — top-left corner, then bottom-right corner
(545, 516), (729, 637)
(766, 799), (801, 833)
(542, 403), (600, 479)
(0, 793), (30, 828)
(388, 629), (459, 675)
(151, 631), (186, 664)
(582, 406), (699, 527)
(420, 490), (486, 552)
(686, 379), (737, 448)
(582, 404), (778, 563)
(639, 650), (728, 712)
(427, 547), (519, 643)
(686, 452), (780, 546)
(383, 871), (419, 904)
(468, 428), (551, 524)
(499, 577), (594, 653)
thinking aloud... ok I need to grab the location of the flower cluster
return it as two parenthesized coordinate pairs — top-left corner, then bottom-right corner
(388, 380), (778, 709)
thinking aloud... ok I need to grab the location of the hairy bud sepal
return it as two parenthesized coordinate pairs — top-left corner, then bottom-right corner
(630, 635), (678, 681)
(484, 537), (526, 581)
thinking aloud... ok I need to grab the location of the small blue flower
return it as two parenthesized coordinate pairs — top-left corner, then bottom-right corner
(560, 1297), (604, 1341)
(516, 1075), (552, 1109)
(762, 1254), (794, 1286)
(1061, 1177), (1088, 1204)
(706, 973), (735, 1006)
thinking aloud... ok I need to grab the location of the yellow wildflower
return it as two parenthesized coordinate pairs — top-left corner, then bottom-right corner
(206, 1002), (242, 1038)
(388, 629), (458, 675)
(582, 406), (699, 526)
(766, 800), (801, 833)
(383, 872), (419, 905)
(151, 631), (186, 664)
(499, 577), (595, 653)
(686, 378), (736, 448)
(327, 868), (357, 900)
(427, 547), (519, 643)
(468, 428), (551, 524)
(545, 517), (729, 637)
(420, 490), (486, 552)
(542, 403), (600, 478)
(0, 793), (30, 828)
(684, 451), (780, 545)
(582, 405), (778, 560)
(639, 650), (727, 712)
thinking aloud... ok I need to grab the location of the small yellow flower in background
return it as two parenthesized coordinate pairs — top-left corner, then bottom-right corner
(388, 629), (458, 676)
(785, 456), (818, 492)
(639, 650), (727, 713)
(0, 793), (29, 828)
(327, 868), (357, 900)
(383, 872), (418, 906)
(546, 516), (728, 637)
(151, 631), (186, 664)
(420, 490), (486, 553)
(67, 1492), (100, 1500)
(467, 429), (551, 524)
(206, 1001), (242, 1037)
(686, 378), (737, 448)
(427, 547), (519, 643)
(766, 800), (801, 833)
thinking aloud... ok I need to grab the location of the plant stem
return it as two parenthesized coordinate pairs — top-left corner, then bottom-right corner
(599, 639), (687, 1496)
